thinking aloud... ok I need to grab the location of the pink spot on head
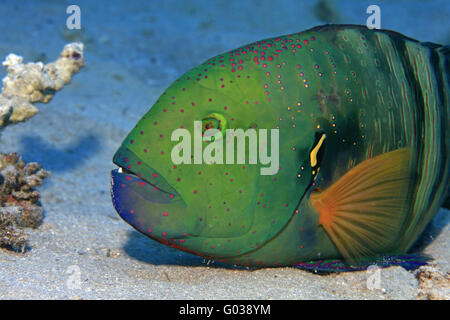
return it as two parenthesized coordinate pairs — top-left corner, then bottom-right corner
(130, 210), (134, 214)
(163, 212), (168, 216)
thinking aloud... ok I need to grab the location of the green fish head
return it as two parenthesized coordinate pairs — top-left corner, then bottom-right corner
(111, 50), (319, 262)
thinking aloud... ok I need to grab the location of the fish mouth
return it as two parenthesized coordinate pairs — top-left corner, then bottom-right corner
(118, 166), (179, 197)
(111, 165), (192, 242)
(111, 166), (181, 204)
(110, 146), (197, 242)
(111, 146), (181, 201)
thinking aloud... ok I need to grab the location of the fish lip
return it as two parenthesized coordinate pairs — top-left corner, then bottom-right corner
(114, 165), (180, 198)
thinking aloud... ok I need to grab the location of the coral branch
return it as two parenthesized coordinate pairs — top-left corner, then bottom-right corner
(0, 153), (50, 251)
(0, 42), (84, 127)
(0, 43), (84, 252)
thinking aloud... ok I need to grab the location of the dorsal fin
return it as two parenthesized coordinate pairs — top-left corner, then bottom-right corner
(310, 148), (412, 263)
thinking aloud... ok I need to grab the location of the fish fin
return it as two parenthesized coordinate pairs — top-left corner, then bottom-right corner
(295, 254), (431, 273)
(444, 196), (450, 210)
(442, 185), (450, 209)
(310, 148), (412, 263)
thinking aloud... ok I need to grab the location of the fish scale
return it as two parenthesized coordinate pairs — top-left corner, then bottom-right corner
(111, 25), (448, 271)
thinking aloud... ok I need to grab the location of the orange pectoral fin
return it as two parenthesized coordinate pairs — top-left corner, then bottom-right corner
(310, 148), (412, 263)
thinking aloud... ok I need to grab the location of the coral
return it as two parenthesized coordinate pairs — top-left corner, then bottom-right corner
(0, 43), (83, 252)
(0, 211), (27, 252)
(0, 153), (50, 251)
(0, 42), (84, 128)
(415, 265), (450, 300)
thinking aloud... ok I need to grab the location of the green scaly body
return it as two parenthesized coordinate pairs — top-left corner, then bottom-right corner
(111, 25), (448, 270)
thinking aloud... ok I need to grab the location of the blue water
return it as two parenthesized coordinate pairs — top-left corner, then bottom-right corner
(1, 0), (448, 88)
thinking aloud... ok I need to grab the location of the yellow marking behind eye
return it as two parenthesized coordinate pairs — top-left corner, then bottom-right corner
(310, 134), (326, 168)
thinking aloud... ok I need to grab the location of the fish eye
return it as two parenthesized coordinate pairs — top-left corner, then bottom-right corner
(202, 118), (220, 131)
(201, 113), (227, 135)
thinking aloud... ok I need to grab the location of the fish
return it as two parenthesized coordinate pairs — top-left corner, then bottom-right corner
(111, 24), (449, 271)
